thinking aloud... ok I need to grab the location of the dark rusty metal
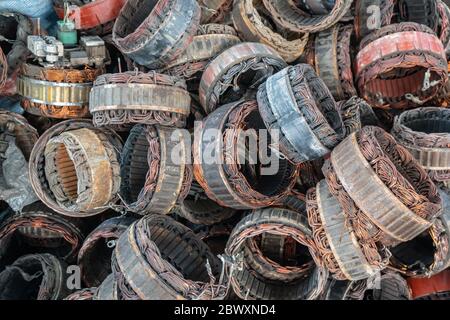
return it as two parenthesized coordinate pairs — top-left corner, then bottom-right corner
(257, 64), (344, 164)
(199, 0), (233, 24)
(199, 42), (287, 114)
(355, 23), (448, 110)
(193, 100), (297, 209)
(398, 0), (439, 33)
(112, 0), (201, 69)
(225, 207), (328, 300)
(78, 215), (135, 287)
(408, 269), (450, 300)
(29, 120), (123, 217)
(112, 214), (224, 300)
(89, 71), (191, 128)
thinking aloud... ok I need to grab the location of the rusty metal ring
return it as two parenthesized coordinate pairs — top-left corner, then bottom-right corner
(355, 23), (448, 110)
(199, 0), (233, 24)
(77, 215), (135, 287)
(232, 0), (309, 63)
(90, 71), (191, 128)
(408, 269), (450, 300)
(354, 0), (395, 41)
(262, 0), (353, 33)
(120, 124), (192, 215)
(193, 100), (297, 209)
(112, 0), (201, 69)
(256, 64), (344, 164)
(29, 120), (123, 217)
(225, 207), (328, 300)
(0, 253), (71, 300)
(113, 214), (223, 300)
(199, 42), (287, 114)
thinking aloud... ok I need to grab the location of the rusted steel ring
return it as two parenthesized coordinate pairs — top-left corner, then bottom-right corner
(112, 0), (201, 69)
(29, 120), (123, 217)
(199, 42), (287, 114)
(225, 207), (328, 300)
(160, 24), (240, 80)
(89, 71), (191, 128)
(392, 107), (450, 184)
(354, 0), (395, 41)
(120, 124), (192, 215)
(326, 126), (441, 243)
(54, 0), (126, 34)
(64, 288), (97, 300)
(232, 0), (309, 63)
(193, 100), (297, 209)
(256, 64), (344, 164)
(355, 23), (448, 110)
(0, 202), (84, 265)
(307, 180), (381, 281)
(0, 253), (71, 300)
(78, 216), (135, 287)
(262, 0), (353, 33)
(408, 269), (450, 300)
(398, 0), (439, 33)
(113, 214), (223, 300)
(199, 0), (233, 24)
(314, 24), (356, 101)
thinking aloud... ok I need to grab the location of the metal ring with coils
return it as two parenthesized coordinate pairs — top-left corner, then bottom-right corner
(199, 42), (287, 114)
(54, 0), (126, 35)
(112, 0), (201, 69)
(391, 107), (450, 187)
(29, 120), (123, 217)
(355, 22), (448, 110)
(89, 71), (191, 128)
(77, 215), (135, 288)
(322, 126), (442, 246)
(408, 269), (450, 300)
(199, 0), (233, 24)
(256, 63), (345, 164)
(64, 287), (97, 300)
(337, 96), (380, 137)
(232, 0), (309, 63)
(261, 0), (353, 33)
(398, 0), (439, 34)
(120, 124), (192, 215)
(354, 0), (395, 41)
(0, 202), (84, 268)
(0, 253), (72, 300)
(224, 207), (329, 300)
(94, 273), (119, 300)
(312, 23), (357, 101)
(324, 272), (411, 300)
(18, 63), (104, 119)
(193, 100), (297, 210)
(112, 214), (224, 300)
(160, 24), (241, 83)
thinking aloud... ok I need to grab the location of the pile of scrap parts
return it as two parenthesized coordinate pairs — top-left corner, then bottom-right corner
(0, 0), (450, 300)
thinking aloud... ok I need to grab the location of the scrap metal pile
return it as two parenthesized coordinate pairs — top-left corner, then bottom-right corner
(1, 0), (450, 300)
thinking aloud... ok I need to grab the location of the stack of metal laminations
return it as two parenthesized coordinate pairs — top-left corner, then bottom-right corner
(0, 0), (450, 301)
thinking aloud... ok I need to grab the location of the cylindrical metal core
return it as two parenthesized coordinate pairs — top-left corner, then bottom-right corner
(355, 23), (448, 110)
(199, 0), (233, 23)
(0, 202), (84, 267)
(18, 63), (104, 119)
(261, 0), (352, 33)
(199, 42), (287, 114)
(392, 107), (450, 185)
(232, 0), (309, 63)
(325, 126), (441, 244)
(29, 120), (123, 217)
(0, 253), (71, 300)
(64, 287), (97, 301)
(225, 207), (328, 300)
(354, 0), (395, 41)
(193, 100), (297, 210)
(256, 64), (344, 164)
(408, 269), (450, 300)
(120, 124), (192, 215)
(89, 71), (191, 128)
(78, 216), (136, 287)
(113, 214), (223, 300)
(54, 0), (126, 35)
(112, 0), (201, 69)
(325, 272), (411, 300)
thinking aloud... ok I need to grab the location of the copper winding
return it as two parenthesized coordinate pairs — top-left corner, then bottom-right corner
(90, 71), (190, 127)
(29, 120), (123, 217)
(199, 0), (233, 24)
(0, 46), (7, 90)
(64, 288), (97, 300)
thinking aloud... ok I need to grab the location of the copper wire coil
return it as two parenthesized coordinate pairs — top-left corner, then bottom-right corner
(199, 0), (233, 24)
(64, 288), (97, 300)
(77, 215), (135, 287)
(112, 214), (224, 300)
(193, 100), (297, 209)
(29, 120), (123, 217)
(337, 96), (380, 137)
